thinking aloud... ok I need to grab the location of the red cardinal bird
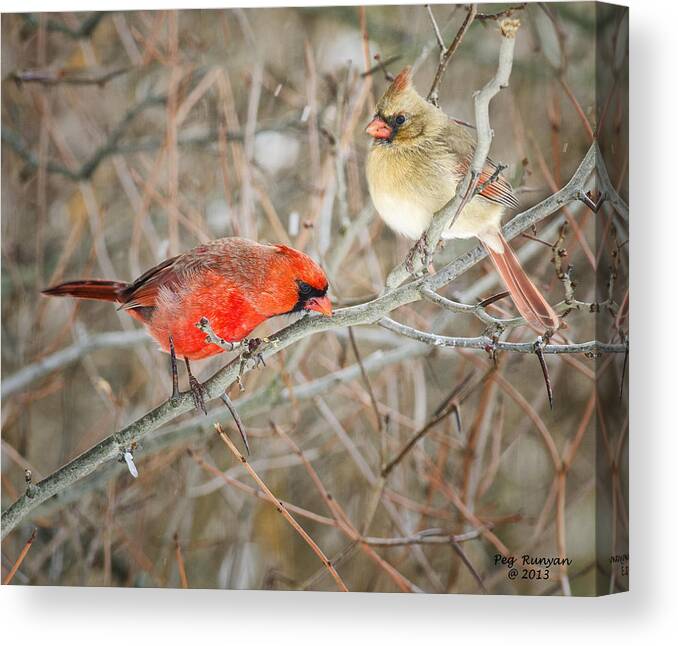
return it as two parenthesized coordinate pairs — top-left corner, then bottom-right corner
(43, 237), (333, 414)
(365, 67), (558, 331)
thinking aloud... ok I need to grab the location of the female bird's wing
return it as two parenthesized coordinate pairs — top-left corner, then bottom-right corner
(445, 120), (519, 210)
(459, 156), (520, 210)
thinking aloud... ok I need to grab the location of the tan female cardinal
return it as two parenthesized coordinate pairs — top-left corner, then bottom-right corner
(43, 237), (332, 413)
(365, 67), (559, 331)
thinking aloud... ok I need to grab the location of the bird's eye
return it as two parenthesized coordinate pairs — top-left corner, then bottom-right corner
(298, 281), (313, 295)
(395, 114), (406, 126)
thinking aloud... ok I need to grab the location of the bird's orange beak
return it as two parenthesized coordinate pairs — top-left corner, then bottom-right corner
(366, 117), (392, 140)
(305, 295), (333, 317)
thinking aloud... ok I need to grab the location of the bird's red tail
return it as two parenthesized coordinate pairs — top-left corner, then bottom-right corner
(482, 233), (559, 331)
(42, 280), (128, 303)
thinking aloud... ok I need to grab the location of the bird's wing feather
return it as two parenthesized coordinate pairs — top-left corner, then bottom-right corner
(445, 120), (519, 210)
(119, 241), (233, 311)
(118, 254), (183, 310)
(473, 159), (520, 210)
(452, 155), (519, 210)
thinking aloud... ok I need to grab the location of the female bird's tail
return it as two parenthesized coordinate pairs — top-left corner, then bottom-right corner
(481, 233), (559, 331)
(42, 280), (128, 303)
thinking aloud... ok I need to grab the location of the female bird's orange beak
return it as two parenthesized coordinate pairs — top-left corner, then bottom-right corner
(305, 295), (333, 317)
(366, 117), (392, 140)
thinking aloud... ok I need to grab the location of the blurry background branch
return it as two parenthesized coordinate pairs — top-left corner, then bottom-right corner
(8, 66), (131, 87)
(19, 12), (108, 40)
(2, 62), (306, 183)
(1, 329), (147, 400)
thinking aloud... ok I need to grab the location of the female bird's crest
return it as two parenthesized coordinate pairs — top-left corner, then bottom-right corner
(376, 66), (421, 118)
(385, 66), (412, 97)
(366, 66), (441, 144)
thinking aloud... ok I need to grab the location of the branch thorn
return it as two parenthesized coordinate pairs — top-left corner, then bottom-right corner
(533, 336), (553, 409)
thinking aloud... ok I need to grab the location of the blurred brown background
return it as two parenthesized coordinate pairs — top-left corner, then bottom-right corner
(1, 3), (628, 594)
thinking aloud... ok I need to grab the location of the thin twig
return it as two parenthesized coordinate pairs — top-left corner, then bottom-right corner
(196, 316), (241, 352)
(360, 55), (401, 79)
(213, 423), (349, 592)
(173, 532), (189, 589)
(2, 528), (37, 584)
(620, 336), (629, 401)
(362, 525), (494, 546)
(427, 5), (478, 107)
(450, 541), (487, 593)
(534, 336), (554, 409)
(188, 449), (337, 526)
(347, 327), (384, 437)
(220, 392), (251, 455)
(475, 3), (527, 22)
(272, 423), (420, 592)
(382, 371), (482, 478)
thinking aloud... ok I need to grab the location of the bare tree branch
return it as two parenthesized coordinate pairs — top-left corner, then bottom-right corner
(20, 341), (431, 526)
(2, 527), (37, 584)
(379, 318), (624, 355)
(426, 4), (478, 107)
(475, 3), (527, 22)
